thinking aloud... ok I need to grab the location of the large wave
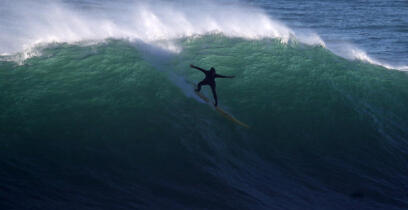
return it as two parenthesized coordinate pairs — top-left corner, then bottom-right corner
(1, 35), (408, 209)
(1, 2), (408, 208)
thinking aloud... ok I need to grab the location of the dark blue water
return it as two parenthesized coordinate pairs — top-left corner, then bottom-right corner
(251, 0), (408, 69)
(1, 0), (407, 209)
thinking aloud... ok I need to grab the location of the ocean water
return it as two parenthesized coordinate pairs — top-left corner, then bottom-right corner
(1, 0), (407, 209)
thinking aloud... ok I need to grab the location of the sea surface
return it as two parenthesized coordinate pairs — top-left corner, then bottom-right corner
(1, 0), (407, 209)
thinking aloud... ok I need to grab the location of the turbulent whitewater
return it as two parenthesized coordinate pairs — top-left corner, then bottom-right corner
(1, 0), (408, 209)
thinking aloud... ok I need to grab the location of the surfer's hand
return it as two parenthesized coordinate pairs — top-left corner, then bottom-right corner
(190, 64), (195, 68)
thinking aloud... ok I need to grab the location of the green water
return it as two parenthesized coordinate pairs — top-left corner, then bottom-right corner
(1, 35), (408, 209)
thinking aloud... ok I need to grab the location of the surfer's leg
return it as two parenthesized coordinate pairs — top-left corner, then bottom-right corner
(195, 81), (205, 92)
(210, 84), (218, 107)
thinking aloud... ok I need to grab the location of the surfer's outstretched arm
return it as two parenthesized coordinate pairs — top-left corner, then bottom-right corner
(215, 74), (235, 78)
(190, 64), (206, 73)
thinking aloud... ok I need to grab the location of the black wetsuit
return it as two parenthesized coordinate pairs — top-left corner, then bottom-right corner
(190, 65), (234, 107)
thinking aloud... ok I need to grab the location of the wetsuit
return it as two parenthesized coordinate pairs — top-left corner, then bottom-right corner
(190, 65), (234, 107)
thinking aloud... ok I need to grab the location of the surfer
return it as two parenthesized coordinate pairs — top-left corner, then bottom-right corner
(190, 64), (235, 107)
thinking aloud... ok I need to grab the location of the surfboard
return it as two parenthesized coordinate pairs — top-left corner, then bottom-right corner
(194, 90), (250, 128)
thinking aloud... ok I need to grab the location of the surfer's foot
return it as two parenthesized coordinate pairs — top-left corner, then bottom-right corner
(214, 103), (218, 107)
(195, 89), (199, 92)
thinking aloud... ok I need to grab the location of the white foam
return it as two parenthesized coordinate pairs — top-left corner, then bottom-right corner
(0, 0), (296, 57)
(326, 42), (408, 71)
(349, 48), (408, 71)
(0, 0), (405, 71)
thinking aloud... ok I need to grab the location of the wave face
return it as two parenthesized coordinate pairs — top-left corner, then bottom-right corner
(1, 0), (408, 210)
(2, 36), (408, 210)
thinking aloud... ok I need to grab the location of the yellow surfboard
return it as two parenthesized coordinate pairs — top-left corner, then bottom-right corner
(195, 90), (250, 128)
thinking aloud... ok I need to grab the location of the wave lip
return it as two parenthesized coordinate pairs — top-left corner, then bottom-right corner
(0, 0), (296, 55)
(0, 0), (405, 71)
(327, 41), (408, 71)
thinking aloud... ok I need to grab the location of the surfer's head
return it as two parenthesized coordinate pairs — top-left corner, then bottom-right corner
(210, 67), (215, 74)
